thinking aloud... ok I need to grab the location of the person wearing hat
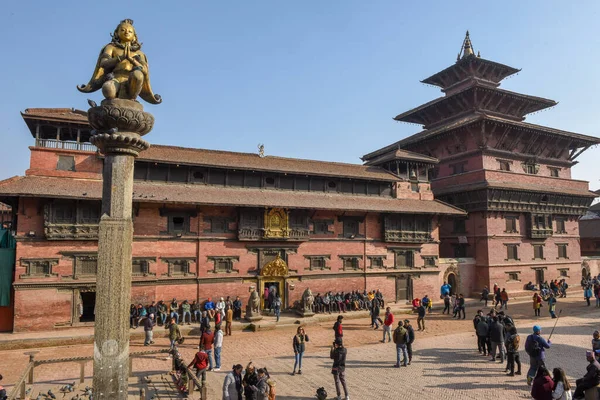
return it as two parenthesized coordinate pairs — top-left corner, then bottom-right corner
(573, 351), (600, 399)
(330, 338), (349, 400)
(525, 325), (551, 386)
(333, 315), (344, 344)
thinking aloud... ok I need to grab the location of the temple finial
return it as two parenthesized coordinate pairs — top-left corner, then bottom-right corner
(457, 30), (475, 61)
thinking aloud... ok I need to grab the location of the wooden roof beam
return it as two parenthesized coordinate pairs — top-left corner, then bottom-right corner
(570, 144), (591, 161)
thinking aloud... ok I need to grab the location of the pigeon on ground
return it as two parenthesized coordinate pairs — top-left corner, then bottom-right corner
(48, 389), (57, 399)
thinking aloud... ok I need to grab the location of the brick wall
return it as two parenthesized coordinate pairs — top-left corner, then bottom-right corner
(13, 289), (72, 332)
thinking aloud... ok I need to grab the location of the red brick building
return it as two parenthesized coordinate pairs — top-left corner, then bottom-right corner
(580, 199), (600, 278)
(0, 108), (464, 332)
(363, 33), (600, 293)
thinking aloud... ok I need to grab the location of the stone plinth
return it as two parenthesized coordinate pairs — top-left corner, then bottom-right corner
(296, 309), (315, 318)
(90, 99), (153, 400)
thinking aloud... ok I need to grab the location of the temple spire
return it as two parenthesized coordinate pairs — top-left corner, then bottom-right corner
(457, 30), (475, 61)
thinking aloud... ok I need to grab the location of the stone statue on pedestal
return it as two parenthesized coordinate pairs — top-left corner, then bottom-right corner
(297, 288), (315, 317)
(245, 289), (263, 322)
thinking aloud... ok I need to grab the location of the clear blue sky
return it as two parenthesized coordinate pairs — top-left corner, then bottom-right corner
(1, 1), (599, 190)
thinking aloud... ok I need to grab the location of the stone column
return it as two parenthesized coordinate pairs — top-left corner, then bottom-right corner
(88, 98), (154, 399)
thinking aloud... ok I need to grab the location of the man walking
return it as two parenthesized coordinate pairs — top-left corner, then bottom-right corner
(330, 338), (349, 400)
(456, 294), (466, 320)
(417, 302), (426, 331)
(525, 325), (551, 386)
(187, 348), (209, 389)
(481, 286), (490, 307)
(404, 319), (415, 365)
(199, 324), (215, 371)
(443, 293), (451, 315)
(393, 321), (409, 367)
(381, 307), (394, 343)
(371, 301), (381, 330)
(333, 315), (344, 344)
(225, 306), (233, 336)
(489, 316), (505, 363)
(476, 313), (490, 356)
(144, 313), (155, 346)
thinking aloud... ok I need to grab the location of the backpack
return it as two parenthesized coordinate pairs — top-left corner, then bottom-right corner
(512, 334), (520, 351)
(526, 335), (541, 357)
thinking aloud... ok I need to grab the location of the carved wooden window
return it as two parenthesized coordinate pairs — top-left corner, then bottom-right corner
(555, 218), (566, 234)
(305, 255), (331, 271)
(505, 244), (519, 261)
(505, 216), (518, 233)
(422, 256), (437, 267)
(192, 169), (206, 183)
(410, 182), (419, 192)
(559, 269), (568, 277)
(57, 155), (75, 172)
(53, 203), (76, 224)
(280, 176), (294, 190)
(524, 163), (538, 175)
(312, 220), (332, 235)
(264, 176), (276, 187)
(132, 259), (150, 276)
(169, 165), (189, 183)
(204, 216), (232, 234)
(165, 259), (195, 276)
(340, 219), (360, 238)
(339, 255), (362, 271)
(557, 244), (568, 259)
(368, 256), (385, 269)
(499, 161), (511, 171)
(208, 256), (239, 273)
(533, 245), (544, 260)
(73, 255), (98, 277)
(549, 168), (560, 177)
(20, 259), (58, 277)
(354, 181), (367, 195)
(79, 204), (100, 224)
(507, 272), (520, 281)
(452, 244), (467, 258)
(453, 218), (466, 234)
(393, 250), (414, 269)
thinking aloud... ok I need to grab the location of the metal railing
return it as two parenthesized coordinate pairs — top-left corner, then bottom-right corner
(35, 138), (96, 152)
(8, 349), (170, 400)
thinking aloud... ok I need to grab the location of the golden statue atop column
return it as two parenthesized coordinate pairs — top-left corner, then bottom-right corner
(77, 19), (160, 399)
(78, 19), (161, 104)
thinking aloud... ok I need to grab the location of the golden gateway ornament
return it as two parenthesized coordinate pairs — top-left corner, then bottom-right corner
(77, 19), (161, 104)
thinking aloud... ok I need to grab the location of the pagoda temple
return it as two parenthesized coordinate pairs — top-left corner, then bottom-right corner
(363, 32), (600, 292)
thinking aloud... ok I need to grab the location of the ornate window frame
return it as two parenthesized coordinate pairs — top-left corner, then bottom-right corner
(367, 255), (386, 269)
(132, 257), (157, 277)
(504, 215), (519, 233)
(532, 244), (545, 260)
(556, 243), (569, 259)
(19, 258), (59, 278)
(311, 219), (334, 235)
(207, 256), (240, 273)
(338, 255), (363, 271)
(505, 271), (521, 282)
(304, 255), (331, 271)
(390, 248), (418, 269)
(203, 216), (235, 234)
(504, 243), (520, 261)
(421, 255), (438, 268)
(162, 257), (197, 277)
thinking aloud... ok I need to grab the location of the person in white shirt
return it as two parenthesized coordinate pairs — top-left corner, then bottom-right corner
(216, 297), (226, 320)
(214, 324), (224, 371)
(552, 367), (572, 400)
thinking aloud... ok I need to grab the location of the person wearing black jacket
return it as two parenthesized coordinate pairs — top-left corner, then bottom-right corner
(130, 304), (139, 329)
(404, 319), (415, 365)
(292, 327), (309, 375)
(489, 316), (506, 363)
(456, 294), (466, 319)
(330, 338), (349, 400)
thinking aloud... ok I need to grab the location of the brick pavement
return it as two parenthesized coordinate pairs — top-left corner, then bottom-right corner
(2, 294), (599, 399)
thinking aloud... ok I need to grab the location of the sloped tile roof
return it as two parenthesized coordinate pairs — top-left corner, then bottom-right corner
(0, 176), (465, 215)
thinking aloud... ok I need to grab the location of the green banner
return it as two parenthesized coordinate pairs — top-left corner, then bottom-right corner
(0, 230), (16, 306)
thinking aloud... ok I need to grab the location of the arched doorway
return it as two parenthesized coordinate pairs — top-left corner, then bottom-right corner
(443, 264), (460, 296)
(447, 273), (457, 295)
(258, 255), (288, 311)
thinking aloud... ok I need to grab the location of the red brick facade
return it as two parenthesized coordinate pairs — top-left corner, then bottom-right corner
(0, 110), (465, 332)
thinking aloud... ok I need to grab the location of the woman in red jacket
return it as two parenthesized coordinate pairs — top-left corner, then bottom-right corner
(531, 366), (554, 400)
